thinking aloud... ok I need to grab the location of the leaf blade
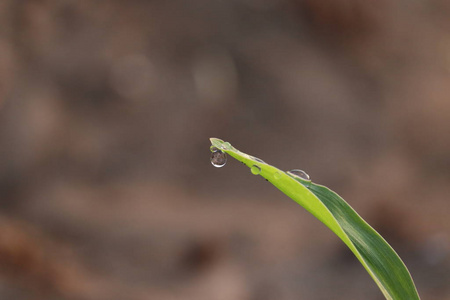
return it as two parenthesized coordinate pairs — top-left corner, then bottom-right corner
(210, 138), (420, 300)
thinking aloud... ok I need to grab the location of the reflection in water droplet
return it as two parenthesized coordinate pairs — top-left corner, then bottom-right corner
(274, 172), (282, 180)
(288, 169), (311, 181)
(210, 149), (227, 167)
(250, 165), (261, 175)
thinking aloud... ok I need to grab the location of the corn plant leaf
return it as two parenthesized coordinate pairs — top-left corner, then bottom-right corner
(210, 138), (420, 300)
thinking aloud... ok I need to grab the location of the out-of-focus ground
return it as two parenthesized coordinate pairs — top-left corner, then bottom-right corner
(0, 1), (450, 299)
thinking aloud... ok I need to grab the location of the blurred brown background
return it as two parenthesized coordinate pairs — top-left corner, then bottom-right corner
(0, 0), (450, 299)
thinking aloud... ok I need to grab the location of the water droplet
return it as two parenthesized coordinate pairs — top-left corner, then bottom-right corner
(210, 146), (218, 152)
(250, 156), (265, 163)
(221, 142), (232, 150)
(274, 172), (282, 180)
(211, 149), (227, 167)
(288, 169), (311, 181)
(250, 165), (261, 175)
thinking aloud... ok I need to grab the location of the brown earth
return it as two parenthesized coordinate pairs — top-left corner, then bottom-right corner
(0, 1), (449, 299)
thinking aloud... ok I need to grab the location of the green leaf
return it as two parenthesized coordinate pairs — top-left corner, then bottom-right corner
(210, 138), (420, 300)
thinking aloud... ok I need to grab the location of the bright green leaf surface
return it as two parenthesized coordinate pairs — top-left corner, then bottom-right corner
(210, 138), (420, 300)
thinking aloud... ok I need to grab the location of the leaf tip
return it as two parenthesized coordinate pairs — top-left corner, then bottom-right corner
(210, 137), (224, 148)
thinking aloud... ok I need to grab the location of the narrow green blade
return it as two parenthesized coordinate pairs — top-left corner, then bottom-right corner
(210, 138), (420, 300)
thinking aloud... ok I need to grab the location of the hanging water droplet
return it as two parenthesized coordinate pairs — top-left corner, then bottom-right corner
(274, 172), (282, 180)
(288, 169), (311, 181)
(250, 165), (261, 175)
(211, 149), (227, 167)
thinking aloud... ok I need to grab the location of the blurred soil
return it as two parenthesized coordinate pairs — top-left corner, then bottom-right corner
(0, 0), (450, 299)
